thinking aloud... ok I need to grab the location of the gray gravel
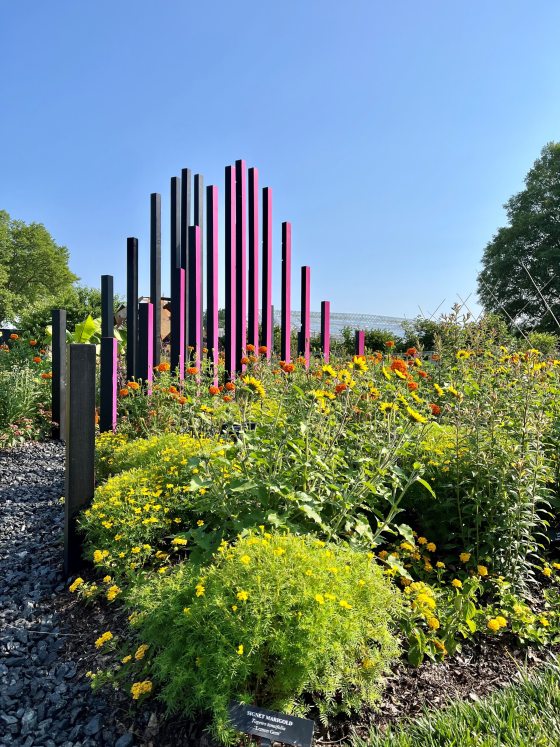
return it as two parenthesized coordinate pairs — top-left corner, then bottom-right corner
(0, 442), (125, 747)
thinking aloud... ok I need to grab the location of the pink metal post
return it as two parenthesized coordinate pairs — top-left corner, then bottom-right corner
(235, 159), (247, 371)
(355, 330), (365, 357)
(225, 165), (237, 379)
(248, 167), (259, 350)
(299, 266), (311, 368)
(281, 221), (292, 363)
(321, 301), (330, 363)
(188, 225), (202, 368)
(261, 187), (273, 358)
(206, 185), (219, 384)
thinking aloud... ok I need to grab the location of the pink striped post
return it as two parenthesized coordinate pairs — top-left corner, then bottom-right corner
(321, 301), (330, 363)
(248, 167), (259, 350)
(235, 159), (247, 371)
(206, 185), (219, 384)
(138, 302), (154, 392)
(281, 221), (292, 363)
(225, 165), (237, 379)
(355, 330), (365, 357)
(299, 266), (311, 368)
(261, 187), (273, 358)
(99, 337), (118, 432)
(188, 225), (202, 369)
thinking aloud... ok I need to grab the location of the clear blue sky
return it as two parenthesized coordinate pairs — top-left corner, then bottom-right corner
(2, 1), (560, 320)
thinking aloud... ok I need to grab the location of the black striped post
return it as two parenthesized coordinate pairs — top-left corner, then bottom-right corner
(225, 165), (236, 379)
(170, 176), (182, 374)
(51, 309), (67, 440)
(355, 330), (365, 356)
(261, 187), (273, 358)
(207, 185), (219, 383)
(126, 237), (138, 381)
(235, 159), (247, 370)
(321, 301), (330, 363)
(181, 168), (191, 352)
(248, 167), (259, 349)
(150, 193), (161, 366)
(64, 343), (96, 576)
(100, 275), (117, 433)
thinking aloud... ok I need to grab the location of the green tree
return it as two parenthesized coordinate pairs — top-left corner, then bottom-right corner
(0, 210), (77, 325)
(478, 142), (560, 333)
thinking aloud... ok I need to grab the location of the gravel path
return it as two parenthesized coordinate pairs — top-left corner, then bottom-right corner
(0, 442), (129, 747)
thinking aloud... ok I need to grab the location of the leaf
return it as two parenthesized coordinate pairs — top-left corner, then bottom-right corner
(73, 315), (99, 343)
(396, 523), (416, 545)
(416, 477), (436, 498)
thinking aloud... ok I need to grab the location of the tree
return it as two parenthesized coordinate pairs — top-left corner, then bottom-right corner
(478, 142), (560, 333)
(0, 210), (77, 325)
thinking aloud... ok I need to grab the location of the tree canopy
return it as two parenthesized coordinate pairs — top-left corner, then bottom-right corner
(478, 142), (560, 334)
(0, 210), (77, 325)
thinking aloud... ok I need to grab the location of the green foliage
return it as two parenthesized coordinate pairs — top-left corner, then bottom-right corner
(478, 142), (560, 334)
(130, 531), (402, 742)
(523, 331), (558, 356)
(341, 326), (403, 353)
(0, 210), (77, 325)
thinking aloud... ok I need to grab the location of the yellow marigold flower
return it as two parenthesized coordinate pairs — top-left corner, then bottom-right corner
(552, 563), (560, 570)
(273, 547), (286, 556)
(362, 658), (375, 670)
(495, 616), (508, 628)
(130, 680), (152, 700)
(378, 550), (389, 559)
(459, 552), (471, 563)
(171, 537), (188, 546)
(103, 575), (112, 583)
(237, 590), (249, 601)
(134, 644), (149, 660)
(477, 565), (488, 577)
(417, 537), (427, 545)
(95, 631), (113, 648)
(539, 617), (550, 627)
(325, 593), (336, 601)
(400, 542), (414, 552)
(69, 577), (84, 593)
(542, 566), (552, 577)
(93, 549), (109, 563)
(195, 584), (205, 597)
(237, 644), (244, 656)
(240, 555), (251, 565)
(106, 585), (121, 602)
(121, 655), (132, 664)
(436, 561), (445, 569)
(434, 383), (444, 396)
(427, 617), (440, 630)
(131, 546), (141, 554)
(451, 579), (463, 588)
(487, 618), (500, 632)
(339, 600), (352, 610)
(314, 594), (326, 605)
(426, 542), (436, 552)
(197, 519), (204, 527)
(183, 607), (190, 615)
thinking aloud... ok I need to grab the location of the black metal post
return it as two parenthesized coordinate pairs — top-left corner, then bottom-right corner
(100, 337), (117, 433)
(150, 193), (161, 366)
(101, 275), (113, 338)
(181, 168), (192, 350)
(64, 344), (96, 576)
(51, 309), (67, 440)
(194, 173), (204, 345)
(126, 237), (138, 381)
(171, 176), (182, 373)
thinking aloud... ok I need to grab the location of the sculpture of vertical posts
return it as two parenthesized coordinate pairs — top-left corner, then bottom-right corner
(64, 343), (96, 576)
(170, 176), (182, 374)
(355, 330), (365, 356)
(206, 185), (219, 383)
(150, 193), (161, 366)
(126, 237), (138, 381)
(138, 302), (154, 389)
(51, 309), (67, 440)
(187, 226), (201, 368)
(100, 275), (117, 433)
(224, 165), (237, 379)
(181, 168), (191, 354)
(248, 167), (259, 349)
(173, 268), (186, 379)
(281, 222), (292, 363)
(321, 301), (331, 363)
(194, 174), (204, 347)
(299, 266), (311, 368)
(235, 159), (247, 370)
(261, 187), (273, 358)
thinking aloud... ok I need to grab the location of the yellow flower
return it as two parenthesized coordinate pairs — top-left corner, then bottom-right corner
(427, 617), (440, 630)
(195, 584), (205, 597)
(102, 575), (112, 583)
(542, 566), (552, 577)
(121, 655), (132, 664)
(539, 617), (550, 627)
(451, 579), (462, 588)
(477, 565), (488, 577)
(237, 590), (249, 601)
(436, 561), (445, 569)
(487, 618), (500, 632)
(95, 631), (113, 648)
(130, 680), (152, 700)
(197, 519), (204, 527)
(400, 542), (414, 552)
(459, 552), (471, 563)
(315, 594), (325, 604)
(171, 537), (188, 546)
(426, 542), (436, 552)
(406, 406), (427, 424)
(237, 644), (244, 656)
(495, 616), (508, 628)
(273, 547), (286, 556)
(69, 577), (84, 593)
(106, 585), (121, 602)
(240, 555), (251, 565)
(134, 644), (149, 660)
(339, 600), (352, 610)
(242, 375), (265, 398)
(417, 537), (427, 545)
(131, 546), (141, 554)
(183, 607), (190, 615)
(93, 549), (109, 563)
(231, 605), (238, 612)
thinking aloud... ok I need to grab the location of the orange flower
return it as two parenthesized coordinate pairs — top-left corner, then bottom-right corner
(187, 367), (198, 375)
(390, 359), (407, 375)
(246, 344), (255, 352)
(208, 386), (220, 396)
(258, 346), (268, 354)
(41, 372), (52, 380)
(405, 347), (417, 357)
(335, 383), (347, 394)
(95, 413), (100, 425)
(418, 370), (428, 378)
(240, 356), (250, 365)
(297, 356), (306, 365)
(168, 386), (178, 394)
(225, 382), (236, 391)
(188, 345), (195, 351)
(127, 381), (140, 390)
(430, 403), (441, 415)
(119, 388), (129, 397)
(431, 354), (441, 362)
(223, 395), (232, 402)
(283, 363), (295, 374)
(407, 381), (418, 391)
(148, 410), (157, 417)
(202, 347), (208, 354)
(248, 355), (257, 363)
(384, 340), (395, 348)
(156, 362), (170, 372)
(9, 334), (18, 340)
(40, 349), (46, 354)
(32, 356), (41, 363)
(177, 396), (187, 405)
(29, 340), (37, 346)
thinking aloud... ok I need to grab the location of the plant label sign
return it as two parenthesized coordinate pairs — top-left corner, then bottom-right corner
(228, 702), (314, 747)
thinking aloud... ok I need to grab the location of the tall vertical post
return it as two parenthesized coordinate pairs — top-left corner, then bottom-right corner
(99, 337), (117, 433)
(235, 159), (246, 370)
(355, 330), (365, 356)
(181, 168), (191, 357)
(51, 309), (67, 440)
(170, 176), (182, 374)
(138, 302), (154, 387)
(101, 275), (113, 338)
(194, 174), (204, 347)
(126, 237), (138, 381)
(187, 226), (201, 368)
(150, 193), (161, 366)
(225, 165), (237, 379)
(321, 301), (331, 363)
(281, 221), (292, 363)
(261, 188), (273, 359)
(299, 266), (311, 368)
(248, 167), (259, 349)
(173, 268), (186, 379)
(64, 343), (96, 576)
(206, 185), (219, 383)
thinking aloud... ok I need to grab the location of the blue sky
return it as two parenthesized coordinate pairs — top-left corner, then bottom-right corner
(2, 1), (560, 320)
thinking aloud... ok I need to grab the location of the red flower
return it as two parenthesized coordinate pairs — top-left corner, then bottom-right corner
(32, 356), (41, 364)
(29, 340), (37, 346)
(384, 340), (395, 348)
(418, 370), (428, 378)
(407, 381), (419, 391)
(335, 383), (347, 394)
(430, 403), (441, 416)
(258, 346), (268, 354)
(406, 347), (417, 357)
(223, 395), (232, 403)
(283, 363), (295, 374)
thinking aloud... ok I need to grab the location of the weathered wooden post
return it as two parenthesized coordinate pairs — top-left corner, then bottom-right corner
(187, 225), (201, 368)
(126, 237), (138, 381)
(64, 343), (96, 576)
(355, 330), (365, 356)
(281, 221), (292, 362)
(170, 176), (182, 375)
(225, 165), (237, 379)
(261, 187), (273, 358)
(138, 302), (154, 387)
(150, 193), (161, 366)
(51, 309), (67, 440)
(99, 275), (117, 433)
(321, 301), (330, 363)
(207, 185), (219, 383)
(248, 167), (259, 350)
(235, 159), (247, 370)
(299, 266), (311, 368)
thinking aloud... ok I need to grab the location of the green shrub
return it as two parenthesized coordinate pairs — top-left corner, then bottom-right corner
(0, 366), (51, 447)
(130, 531), (402, 743)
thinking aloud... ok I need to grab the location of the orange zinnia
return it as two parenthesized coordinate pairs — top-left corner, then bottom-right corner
(208, 386), (220, 396)
(168, 386), (178, 394)
(390, 359), (407, 375)
(225, 382), (236, 391)
(156, 362), (170, 372)
(384, 340), (394, 348)
(407, 381), (419, 391)
(430, 403), (441, 415)
(406, 347), (417, 357)
(33, 356), (41, 363)
(29, 340), (37, 346)
(258, 346), (267, 354)
(9, 334), (18, 340)
(223, 395), (232, 402)
(283, 363), (295, 373)
(177, 396), (187, 405)
(418, 370), (428, 378)
(240, 356), (250, 365)
(187, 367), (198, 375)
(335, 383), (347, 394)
(119, 388), (129, 397)
(246, 344), (255, 352)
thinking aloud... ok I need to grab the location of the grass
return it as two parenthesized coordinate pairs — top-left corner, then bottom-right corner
(350, 661), (560, 747)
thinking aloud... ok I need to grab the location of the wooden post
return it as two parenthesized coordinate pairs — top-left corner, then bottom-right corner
(355, 330), (365, 356)
(299, 266), (311, 368)
(51, 309), (67, 440)
(225, 165), (236, 379)
(261, 187), (273, 359)
(99, 337), (118, 432)
(150, 193), (161, 366)
(138, 302), (154, 388)
(64, 344), (96, 576)
(281, 222), (292, 362)
(101, 275), (113, 338)
(187, 226), (201, 368)
(206, 185), (219, 383)
(126, 237), (138, 381)
(235, 159), (247, 370)
(321, 301), (330, 363)
(248, 167), (259, 349)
